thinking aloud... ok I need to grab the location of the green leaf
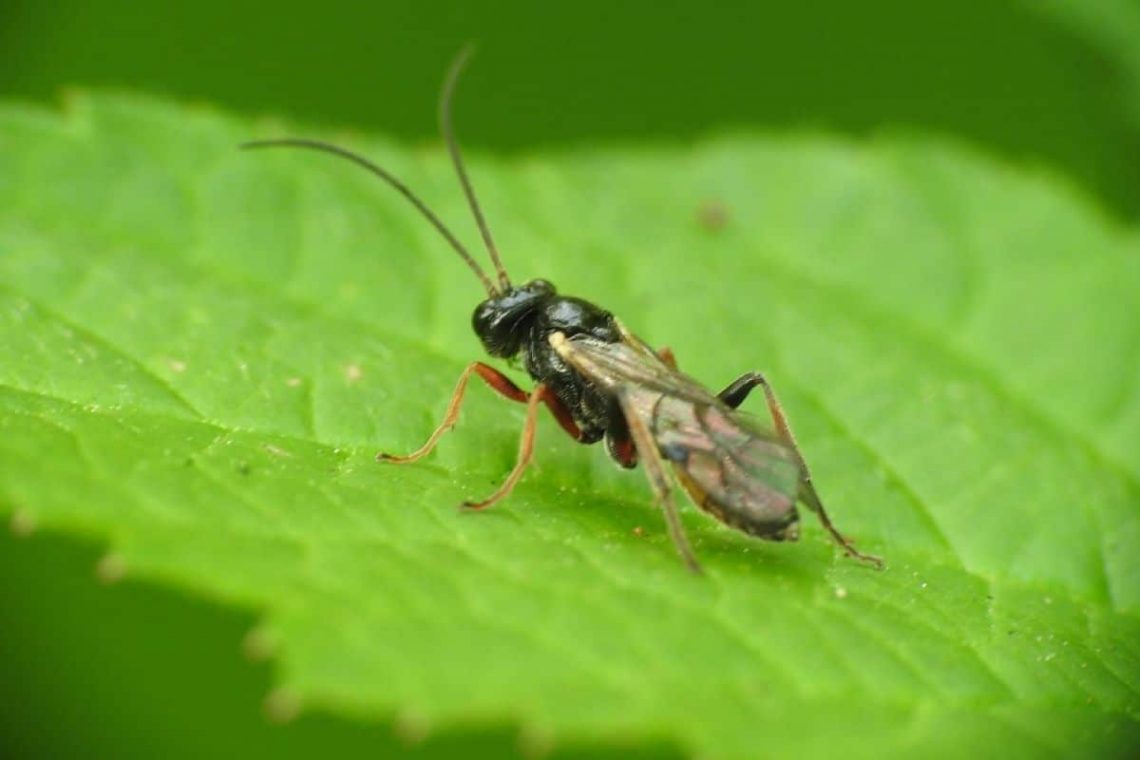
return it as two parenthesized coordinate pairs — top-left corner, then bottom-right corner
(1, 94), (1137, 758)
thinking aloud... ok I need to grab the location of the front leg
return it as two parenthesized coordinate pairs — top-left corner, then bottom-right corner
(378, 362), (583, 464)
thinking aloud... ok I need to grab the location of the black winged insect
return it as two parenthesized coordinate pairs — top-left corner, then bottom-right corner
(244, 48), (884, 572)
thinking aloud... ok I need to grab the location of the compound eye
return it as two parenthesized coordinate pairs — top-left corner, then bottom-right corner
(527, 278), (555, 294)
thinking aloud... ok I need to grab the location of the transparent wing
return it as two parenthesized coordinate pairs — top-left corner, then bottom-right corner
(640, 393), (801, 537)
(554, 332), (802, 538)
(552, 332), (716, 402)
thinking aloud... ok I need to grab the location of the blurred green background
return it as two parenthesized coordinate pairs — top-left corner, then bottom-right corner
(1, 1), (1137, 757)
(3, 0), (1139, 217)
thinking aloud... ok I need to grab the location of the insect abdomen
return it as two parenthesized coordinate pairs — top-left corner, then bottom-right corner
(653, 397), (802, 541)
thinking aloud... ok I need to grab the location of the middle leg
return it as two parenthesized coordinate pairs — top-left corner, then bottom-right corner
(461, 383), (552, 511)
(621, 399), (702, 573)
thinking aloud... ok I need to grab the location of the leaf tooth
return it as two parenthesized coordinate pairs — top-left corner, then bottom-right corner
(517, 722), (555, 759)
(95, 552), (127, 584)
(8, 508), (37, 537)
(393, 707), (432, 745)
(263, 687), (302, 724)
(242, 624), (279, 662)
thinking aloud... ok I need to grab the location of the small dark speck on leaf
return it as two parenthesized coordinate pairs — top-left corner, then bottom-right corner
(697, 199), (730, 232)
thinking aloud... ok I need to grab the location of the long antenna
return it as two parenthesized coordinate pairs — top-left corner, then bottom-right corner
(440, 44), (512, 292)
(241, 138), (499, 297)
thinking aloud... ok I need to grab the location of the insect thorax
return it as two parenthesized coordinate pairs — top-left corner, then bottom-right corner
(472, 281), (623, 444)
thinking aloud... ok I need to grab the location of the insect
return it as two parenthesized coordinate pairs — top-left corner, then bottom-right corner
(244, 48), (883, 572)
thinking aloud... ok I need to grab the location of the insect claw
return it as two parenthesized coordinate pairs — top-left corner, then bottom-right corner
(376, 451), (419, 464)
(827, 531), (884, 569)
(847, 548), (885, 570)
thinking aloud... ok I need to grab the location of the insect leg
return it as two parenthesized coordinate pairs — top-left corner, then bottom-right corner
(723, 373), (883, 568)
(461, 383), (550, 510)
(377, 362), (528, 463)
(541, 390), (586, 441)
(621, 398), (702, 573)
(656, 346), (678, 369)
(605, 428), (639, 468)
(379, 362), (585, 464)
(715, 372), (766, 409)
(464, 364), (585, 442)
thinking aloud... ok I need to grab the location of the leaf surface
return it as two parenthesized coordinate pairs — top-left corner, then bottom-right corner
(1, 95), (1138, 758)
